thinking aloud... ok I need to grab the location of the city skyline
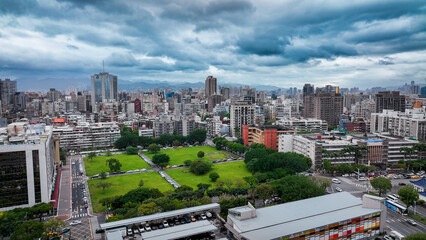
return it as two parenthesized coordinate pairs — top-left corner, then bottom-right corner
(0, 1), (426, 90)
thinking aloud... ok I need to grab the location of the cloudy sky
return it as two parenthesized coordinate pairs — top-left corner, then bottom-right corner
(0, 0), (425, 90)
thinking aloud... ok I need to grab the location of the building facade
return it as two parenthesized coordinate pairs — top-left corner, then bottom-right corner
(230, 102), (255, 137)
(375, 91), (405, 113)
(0, 123), (57, 211)
(205, 76), (217, 97)
(91, 72), (118, 112)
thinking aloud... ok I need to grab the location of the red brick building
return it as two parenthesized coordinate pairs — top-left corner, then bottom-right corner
(242, 125), (296, 150)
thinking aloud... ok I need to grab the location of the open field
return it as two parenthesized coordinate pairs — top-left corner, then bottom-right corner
(84, 154), (151, 176)
(88, 172), (174, 212)
(166, 161), (252, 189)
(144, 146), (235, 166)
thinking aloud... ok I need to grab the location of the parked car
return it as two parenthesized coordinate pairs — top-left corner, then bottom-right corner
(95, 228), (105, 234)
(183, 214), (191, 223)
(168, 219), (175, 227)
(157, 223), (164, 229)
(201, 214), (207, 220)
(174, 218), (180, 225)
(205, 212), (212, 218)
(163, 220), (169, 228)
(180, 218), (186, 224)
(144, 224), (151, 231)
(398, 182), (406, 186)
(138, 225), (145, 233)
(127, 228), (133, 236)
(191, 215), (196, 222)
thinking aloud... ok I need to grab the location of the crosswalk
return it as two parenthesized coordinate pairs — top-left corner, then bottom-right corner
(71, 212), (88, 219)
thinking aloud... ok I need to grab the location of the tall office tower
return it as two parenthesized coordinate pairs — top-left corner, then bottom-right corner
(303, 84), (314, 98)
(307, 92), (344, 126)
(375, 91), (405, 113)
(220, 87), (230, 100)
(205, 76), (217, 97)
(230, 102), (255, 137)
(77, 92), (87, 112)
(0, 78), (17, 107)
(91, 72), (118, 112)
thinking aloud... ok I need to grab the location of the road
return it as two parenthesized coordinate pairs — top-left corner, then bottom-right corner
(329, 175), (426, 236)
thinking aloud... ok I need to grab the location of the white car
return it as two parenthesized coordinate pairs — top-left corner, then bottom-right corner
(163, 220), (169, 228)
(127, 228), (133, 236)
(201, 214), (207, 220)
(70, 220), (82, 226)
(335, 187), (343, 192)
(144, 224), (151, 231)
(138, 225), (145, 233)
(332, 178), (341, 184)
(358, 177), (366, 181)
(141, 169), (146, 171)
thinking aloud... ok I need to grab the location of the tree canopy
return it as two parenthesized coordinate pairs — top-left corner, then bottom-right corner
(152, 154), (170, 168)
(272, 175), (326, 203)
(106, 158), (122, 172)
(398, 185), (419, 209)
(245, 149), (310, 174)
(370, 177), (392, 196)
(189, 159), (212, 175)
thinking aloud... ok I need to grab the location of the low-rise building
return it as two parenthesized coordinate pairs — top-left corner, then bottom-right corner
(225, 192), (386, 240)
(275, 118), (328, 133)
(242, 125), (296, 150)
(53, 122), (120, 150)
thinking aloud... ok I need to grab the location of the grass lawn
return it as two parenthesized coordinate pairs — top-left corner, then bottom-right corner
(88, 172), (174, 212)
(144, 146), (235, 166)
(166, 161), (252, 189)
(84, 154), (151, 176)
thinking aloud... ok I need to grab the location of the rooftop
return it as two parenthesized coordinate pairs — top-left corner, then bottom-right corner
(228, 192), (381, 240)
(100, 203), (219, 230)
(141, 220), (217, 240)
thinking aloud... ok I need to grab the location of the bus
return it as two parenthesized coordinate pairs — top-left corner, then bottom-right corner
(389, 230), (405, 240)
(385, 200), (408, 215)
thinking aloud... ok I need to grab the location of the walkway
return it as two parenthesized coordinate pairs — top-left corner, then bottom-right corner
(56, 157), (72, 220)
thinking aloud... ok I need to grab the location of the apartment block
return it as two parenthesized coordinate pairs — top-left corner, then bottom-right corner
(230, 102), (255, 137)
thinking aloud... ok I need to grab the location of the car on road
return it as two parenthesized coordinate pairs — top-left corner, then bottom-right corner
(398, 182), (406, 186)
(358, 177), (367, 181)
(70, 220), (82, 226)
(62, 227), (71, 233)
(407, 219), (417, 226)
(95, 228), (105, 234)
(84, 204), (88, 208)
(342, 174), (349, 177)
(335, 187), (343, 192)
(332, 178), (341, 184)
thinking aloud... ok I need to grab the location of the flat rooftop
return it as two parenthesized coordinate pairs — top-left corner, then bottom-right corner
(228, 192), (381, 240)
(100, 203), (219, 230)
(141, 220), (217, 240)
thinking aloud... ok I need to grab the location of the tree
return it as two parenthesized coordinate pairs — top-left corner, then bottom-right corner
(147, 143), (161, 154)
(197, 151), (205, 159)
(43, 219), (66, 236)
(189, 159), (212, 175)
(184, 160), (192, 166)
(106, 158), (122, 172)
(88, 152), (96, 161)
(97, 182), (113, 193)
(173, 140), (180, 147)
(100, 171), (107, 179)
(11, 220), (44, 240)
(243, 176), (259, 188)
(398, 185), (419, 209)
(272, 175), (325, 203)
(175, 185), (194, 193)
(234, 178), (245, 188)
(255, 183), (273, 203)
(139, 179), (144, 188)
(406, 233), (426, 240)
(215, 180), (225, 188)
(152, 154), (170, 169)
(197, 183), (211, 192)
(29, 202), (52, 221)
(370, 177), (392, 196)
(138, 202), (159, 215)
(126, 146), (139, 155)
(209, 172), (220, 182)
(188, 129), (207, 144)
(224, 179), (234, 189)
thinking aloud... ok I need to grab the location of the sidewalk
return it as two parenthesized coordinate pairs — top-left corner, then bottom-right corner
(56, 158), (72, 220)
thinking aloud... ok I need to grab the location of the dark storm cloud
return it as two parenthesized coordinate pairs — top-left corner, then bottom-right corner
(0, 0), (426, 88)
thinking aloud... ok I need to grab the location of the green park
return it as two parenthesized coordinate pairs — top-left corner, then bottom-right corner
(143, 145), (236, 166)
(88, 171), (174, 212)
(166, 161), (252, 189)
(84, 153), (151, 176)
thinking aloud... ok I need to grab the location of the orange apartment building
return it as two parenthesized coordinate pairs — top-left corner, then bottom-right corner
(242, 125), (296, 150)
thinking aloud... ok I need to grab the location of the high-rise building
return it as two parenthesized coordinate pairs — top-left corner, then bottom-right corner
(220, 87), (230, 100)
(421, 87), (426, 98)
(207, 94), (223, 112)
(47, 88), (62, 102)
(0, 122), (58, 211)
(91, 72), (118, 112)
(230, 102), (255, 137)
(0, 78), (17, 108)
(205, 76), (217, 97)
(375, 91), (405, 113)
(305, 92), (343, 126)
